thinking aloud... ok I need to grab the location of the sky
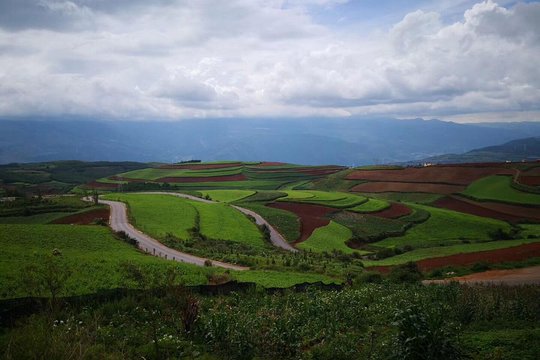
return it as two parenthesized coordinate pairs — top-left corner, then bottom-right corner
(0, 0), (539, 122)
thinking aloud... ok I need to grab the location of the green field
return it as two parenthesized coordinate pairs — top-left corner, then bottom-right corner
(349, 198), (390, 213)
(103, 193), (197, 241)
(0, 224), (213, 298)
(357, 192), (443, 204)
(363, 238), (540, 267)
(199, 190), (255, 203)
(233, 270), (339, 288)
(373, 204), (515, 248)
(279, 190), (366, 208)
(298, 221), (357, 254)
(117, 166), (243, 180)
(462, 175), (540, 205)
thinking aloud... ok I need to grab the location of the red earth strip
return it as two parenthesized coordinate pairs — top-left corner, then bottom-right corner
(370, 202), (412, 219)
(51, 208), (110, 225)
(369, 242), (540, 273)
(268, 202), (337, 243)
(351, 182), (465, 194)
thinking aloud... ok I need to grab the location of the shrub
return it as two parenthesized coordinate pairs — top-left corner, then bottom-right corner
(389, 262), (423, 283)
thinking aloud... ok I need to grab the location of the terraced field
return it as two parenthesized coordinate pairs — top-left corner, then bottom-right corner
(297, 221), (356, 254)
(462, 175), (540, 205)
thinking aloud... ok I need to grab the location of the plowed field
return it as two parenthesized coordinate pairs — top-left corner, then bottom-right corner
(347, 166), (515, 185)
(269, 202), (336, 242)
(351, 182), (464, 194)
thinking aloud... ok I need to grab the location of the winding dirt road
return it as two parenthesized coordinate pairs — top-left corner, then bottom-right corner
(95, 191), (296, 270)
(137, 191), (297, 252)
(99, 199), (248, 271)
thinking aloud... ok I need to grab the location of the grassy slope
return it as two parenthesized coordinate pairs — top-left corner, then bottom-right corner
(189, 201), (266, 247)
(118, 166), (242, 180)
(349, 198), (390, 213)
(279, 190), (366, 208)
(103, 193), (197, 241)
(373, 204), (514, 248)
(233, 270), (339, 287)
(357, 192), (443, 204)
(200, 190), (255, 203)
(298, 221), (361, 254)
(363, 238), (540, 267)
(236, 203), (301, 243)
(0, 224), (213, 298)
(462, 175), (540, 205)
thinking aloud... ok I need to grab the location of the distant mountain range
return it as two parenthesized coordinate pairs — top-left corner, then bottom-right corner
(412, 137), (540, 164)
(1, 117), (540, 165)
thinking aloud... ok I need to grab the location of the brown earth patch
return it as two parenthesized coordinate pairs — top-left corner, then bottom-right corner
(351, 182), (465, 194)
(158, 162), (243, 170)
(268, 202), (337, 243)
(369, 242), (540, 273)
(82, 181), (117, 190)
(371, 202), (412, 219)
(51, 208), (110, 225)
(452, 195), (540, 221)
(433, 196), (528, 223)
(518, 175), (540, 186)
(347, 166), (515, 185)
(157, 174), (247, 183)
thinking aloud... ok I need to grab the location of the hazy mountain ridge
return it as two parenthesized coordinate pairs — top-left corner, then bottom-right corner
(1, 118), (539, 165)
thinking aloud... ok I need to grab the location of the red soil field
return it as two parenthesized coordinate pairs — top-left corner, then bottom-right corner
(347, 166), (515, 185)
(269, 202), (337, 243)
(158, 162), (242, 170)
(371, 202), (412, 219)
(518, 175), (540, 186)
(351, 182), (465, 194)
(82, 181), (117, 190)
(369, 242), (540, 273)
(156, 174), (247, 183)
(51, 208), (110, 225)
(452, 196), (540, 221)
(433, 196), (529, 223)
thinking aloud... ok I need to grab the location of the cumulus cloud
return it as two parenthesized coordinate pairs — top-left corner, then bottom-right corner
(0, 0), (539, 121)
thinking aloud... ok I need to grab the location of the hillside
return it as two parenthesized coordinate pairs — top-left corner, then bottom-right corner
(411, 137), (540, 164)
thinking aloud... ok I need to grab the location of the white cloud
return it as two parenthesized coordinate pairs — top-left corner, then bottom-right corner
(0, 0), (538, 121)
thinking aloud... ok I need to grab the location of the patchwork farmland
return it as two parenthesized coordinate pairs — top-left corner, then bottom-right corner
(1, 159), (540, 359)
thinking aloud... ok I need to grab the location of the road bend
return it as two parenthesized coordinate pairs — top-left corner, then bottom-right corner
(135, 191), (297, 252)
(99, 199), (248, 271)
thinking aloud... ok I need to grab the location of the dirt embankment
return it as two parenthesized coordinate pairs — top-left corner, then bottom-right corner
(268, 202), (337, 243)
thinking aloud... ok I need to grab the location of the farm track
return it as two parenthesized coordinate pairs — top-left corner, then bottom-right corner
(99, 198), (248, 270)
(95, 191), (296, 265)
(423, 265), (540, 285)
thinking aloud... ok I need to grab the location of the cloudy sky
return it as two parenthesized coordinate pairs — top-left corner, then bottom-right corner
(0, 0), (539, 122)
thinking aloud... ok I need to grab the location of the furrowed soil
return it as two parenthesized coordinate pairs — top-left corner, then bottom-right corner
(452, 195), (540, 221)
(269, 202), (337, 242)
(371, 242), (540, 272)
(51, 208), (110, 225)
(370, 202), (412, 219)
(347, 166), (515, 185)
(351, 182), (465, 194)
(518, 175), (540, 186)
(433, 196), (530, 223)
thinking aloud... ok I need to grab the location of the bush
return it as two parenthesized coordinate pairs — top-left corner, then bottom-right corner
(389, 262), (423, 283)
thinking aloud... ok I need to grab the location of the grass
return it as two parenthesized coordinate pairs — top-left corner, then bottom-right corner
(239, 191), (287, 202)
(298, 221), (361, 254)
(117, 166), (243, 180)
(363, 238), (540, 267)
(462, 175), (540, 205)
(311, 169), (359, 192)
(349, 198), (390, 213)
(0, 224), (214, 298)
(200, 190), (255, 203)
(331, 211), (406, 241)
(233, 270), (340, 288)
(0, 212), (70, 224)
(236, 203), (300, 243)
(279, 190), (366, 208)
(356, 192), (443, 204)
(103, 193), (197, 241)
(190, 201), (266, 247)
(373, 204), (514, 248)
